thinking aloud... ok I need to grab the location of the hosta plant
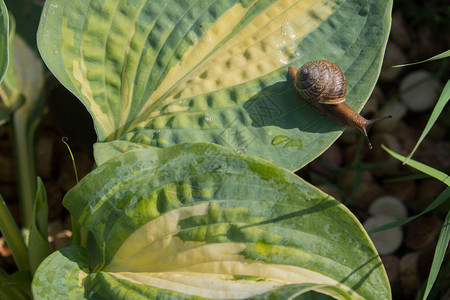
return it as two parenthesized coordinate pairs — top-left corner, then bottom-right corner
(32, 0), (393, 298)
(33, 143), (390, 299)
(37, 0), (392, 170)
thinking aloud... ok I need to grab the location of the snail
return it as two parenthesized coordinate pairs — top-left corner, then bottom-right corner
(288, 60), (391, 149)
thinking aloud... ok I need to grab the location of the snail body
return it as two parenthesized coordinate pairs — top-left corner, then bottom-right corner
(288, 60), (390, 149)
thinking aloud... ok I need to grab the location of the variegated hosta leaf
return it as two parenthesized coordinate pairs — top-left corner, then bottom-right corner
(33, 143), (390, 299)
(0, 34), (44, 107)
(31, 246), (88, 299)
(0, 0), (7, 84)
(37, 0), (392, 171)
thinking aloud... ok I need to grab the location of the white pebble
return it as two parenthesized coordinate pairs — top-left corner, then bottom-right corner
(400, 70), (440, 112)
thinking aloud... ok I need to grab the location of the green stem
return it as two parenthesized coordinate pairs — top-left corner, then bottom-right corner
(0, 268), (30, 300)
(0, 195), (29, 271)
(69, 215), (81, 246)
(61, 137), (83, 246)
(10, 104), (40, 229)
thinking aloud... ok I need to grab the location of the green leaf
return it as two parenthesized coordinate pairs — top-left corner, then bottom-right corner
(0, 269), (30, 300)
(1, 33), (45, 228)
(33, 143), (390, 299)
(37, 0), (392, 171)
(4, 0), (43, 51)
(0, 0), (8, 84)
(32, 246), (88, 300)
(251, 283), (352, 299)
(1, 34), (44, 107)
(0, 194), (29, 271)
(0, 13), (19, 109)
(28, 177), (52, 275)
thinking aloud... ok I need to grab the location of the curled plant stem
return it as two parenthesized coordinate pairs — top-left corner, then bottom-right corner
(61, 137), (82, 245)
(62, 137), (79, 184)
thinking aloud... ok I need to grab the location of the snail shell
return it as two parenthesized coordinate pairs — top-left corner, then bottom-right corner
(288, 60), (391, 149)
(293, 60), (346, 105)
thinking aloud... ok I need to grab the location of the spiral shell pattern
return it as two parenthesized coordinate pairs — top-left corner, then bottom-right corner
(294, 60), (346, 104)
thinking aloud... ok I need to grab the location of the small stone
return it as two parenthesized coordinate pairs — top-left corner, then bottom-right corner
(400, 70), (441, 112)
(399, 251), (432, 299)
(369, 196), (408, 220)
(364, 215), (403, 255)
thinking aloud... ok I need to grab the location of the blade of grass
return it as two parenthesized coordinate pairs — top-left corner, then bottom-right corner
(61, 137), (78, 183)
(379, 146), (450, 299)
(393, 50), (450, 68)
(382, 146), (449, 186)
(403, 79), (450, 164)
(0, 194), (29, 270)
(423, 211), (450, 300)
(369, 187), (449, 233)
(369, 147), (449, 234)
(384, 173), (431, 183)
(420, 261), (450, 300)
